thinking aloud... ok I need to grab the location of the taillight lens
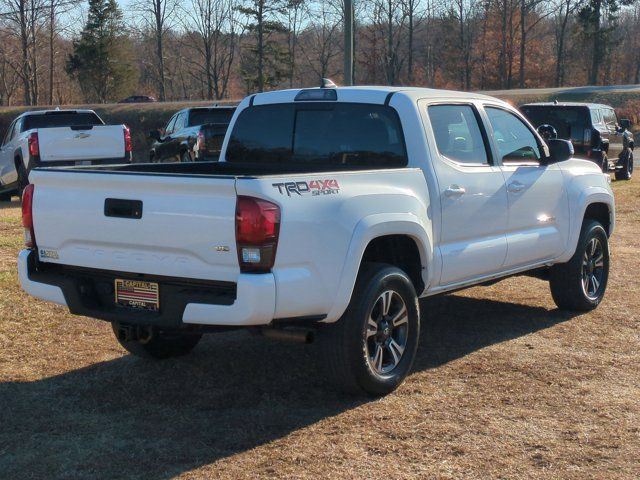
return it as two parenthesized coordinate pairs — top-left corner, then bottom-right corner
(197, 130), (206, 152)
(22, 184), (36, 248)
(28, 132), (39, 157)
(124, 125), (132, 153)
(235, 196), (280, 273)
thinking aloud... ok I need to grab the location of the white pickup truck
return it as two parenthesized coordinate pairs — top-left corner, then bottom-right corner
(0, 109), (132, 199)
(18, 87), (614, 396)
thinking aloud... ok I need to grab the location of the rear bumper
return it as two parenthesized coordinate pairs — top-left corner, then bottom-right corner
(18, 249), (275, 327)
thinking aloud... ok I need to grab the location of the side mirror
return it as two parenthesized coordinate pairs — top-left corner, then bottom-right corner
(546, 138), (573, 164)
(148, 129), (161, 141)
(619, 118), (631, 131)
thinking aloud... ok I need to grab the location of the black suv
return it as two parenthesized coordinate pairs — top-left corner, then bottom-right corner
(149, 106), (236, 163)
(520, 102), (634, 180)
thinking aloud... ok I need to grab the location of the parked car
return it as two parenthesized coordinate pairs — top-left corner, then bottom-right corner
(119, 95), (157, 103)
(520, 102), (634, 180)
(148, 106), (236, 163)
(19, 86), (614, 396)
(0, 109), (132, 200)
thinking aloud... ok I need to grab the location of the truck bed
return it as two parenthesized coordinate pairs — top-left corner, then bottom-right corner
(35, 160), (395, 177)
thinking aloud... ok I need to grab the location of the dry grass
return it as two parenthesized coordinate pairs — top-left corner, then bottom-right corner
(0, 179), (639, 479)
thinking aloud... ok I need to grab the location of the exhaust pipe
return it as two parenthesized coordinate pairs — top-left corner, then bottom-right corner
(259, 327), (315, 344)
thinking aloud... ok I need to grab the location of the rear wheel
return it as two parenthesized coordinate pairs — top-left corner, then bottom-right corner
(0, 192), (12, 202)
(600, 153), (609, 173)
(318, 263), (420, 396)
(16, 162), (28, 198)
(549, 220), (609, 311)
(615, 150), (633, 181)
(112, 323), (202, 359)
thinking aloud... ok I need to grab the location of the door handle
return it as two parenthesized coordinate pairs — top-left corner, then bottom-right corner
(444, 185), (466, 197)
(507, 181), (525, 193)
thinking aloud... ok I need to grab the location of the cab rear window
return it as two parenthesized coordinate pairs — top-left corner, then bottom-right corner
(188, 109), (234, 127)
(226, 103), (407, 167)
(23, 112), (103, 130)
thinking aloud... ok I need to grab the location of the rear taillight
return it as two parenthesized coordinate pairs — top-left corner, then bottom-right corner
(22, 184), (35, 248)
(235, 196), (280, 273)
(197, 130), (206, 152)
(28, 132), (39, 157)
(124, 125), (132, 153)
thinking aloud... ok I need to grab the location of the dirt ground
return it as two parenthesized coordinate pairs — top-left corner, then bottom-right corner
(0, 179), (638, 480)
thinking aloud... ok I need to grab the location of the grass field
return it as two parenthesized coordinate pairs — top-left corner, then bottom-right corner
(0, 178), (639, 479)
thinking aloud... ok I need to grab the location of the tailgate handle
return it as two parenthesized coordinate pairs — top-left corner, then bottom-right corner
(70, 125), (94, 130)
(104, 198), (143, 219)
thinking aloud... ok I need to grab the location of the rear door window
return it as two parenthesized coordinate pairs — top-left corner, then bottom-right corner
(226, 103), (407, 167)
(23, 112), (103, 130)
(427, 104), (490, 165)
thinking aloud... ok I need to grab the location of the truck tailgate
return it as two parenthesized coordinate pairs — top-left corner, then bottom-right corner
(38, 125), (125, 162)
(31, 170), (239, 282)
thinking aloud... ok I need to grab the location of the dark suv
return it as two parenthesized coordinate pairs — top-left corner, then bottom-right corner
(520, 102), (634, 180)
(149, 106), (236, 163)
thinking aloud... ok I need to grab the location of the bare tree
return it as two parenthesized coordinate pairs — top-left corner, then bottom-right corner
(299, 1), (341, 82)
(552, 0), (580, 86)
(182, 0), (238, 99)
(131, 0), (179, 100)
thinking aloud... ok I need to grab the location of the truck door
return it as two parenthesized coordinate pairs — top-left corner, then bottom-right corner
(424, 103), (509, 285)
(0, 120), (18, 187)
(603, 107), (623, 160)
(483, 106), (569, 267)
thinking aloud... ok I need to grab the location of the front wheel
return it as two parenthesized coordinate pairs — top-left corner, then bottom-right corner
(318, 263), (420, 396)
(549, 220), (609, 311)
(112, 323), (202, 359)
(615, 150), (633, 181)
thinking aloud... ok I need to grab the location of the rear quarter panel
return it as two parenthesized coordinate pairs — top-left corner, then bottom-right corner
(236, 168), (432, 322)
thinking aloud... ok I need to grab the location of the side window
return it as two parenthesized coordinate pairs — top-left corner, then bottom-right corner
(427, 104), (489, 165)
(485, 107), (541, 165)
(173, 113), (186, 132)
(164, 115), (177, 135)
(591, 108), (603, 126)
(603, 108), (617, 130)
(10, 119), (21, 140)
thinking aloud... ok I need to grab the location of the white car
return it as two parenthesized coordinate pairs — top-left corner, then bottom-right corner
(0, 109), (132, 199)
(18, 86), (614, 396)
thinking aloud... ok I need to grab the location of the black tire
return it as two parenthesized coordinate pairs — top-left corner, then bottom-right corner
(16, 161), (28, 198)
(601, 154), (609, 173)
(180, 151), (193, 163)
(112, 323), (202, 359)
(0, 192), (12, 202)
(318, 263), (420, 396)
(549, 220), (609, 311)
(615, 150), (633, 181)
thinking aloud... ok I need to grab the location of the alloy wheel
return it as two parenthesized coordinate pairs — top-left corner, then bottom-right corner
(365, 290), (409, 375)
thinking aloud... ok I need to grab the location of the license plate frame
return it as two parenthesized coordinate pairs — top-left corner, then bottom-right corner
(114, 279), (160, 311)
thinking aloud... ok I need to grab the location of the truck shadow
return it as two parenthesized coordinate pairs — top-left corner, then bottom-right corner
(0, 294), (575, 479)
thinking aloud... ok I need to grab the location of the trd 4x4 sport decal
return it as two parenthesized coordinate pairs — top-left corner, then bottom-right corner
(272, 179), (340, 197)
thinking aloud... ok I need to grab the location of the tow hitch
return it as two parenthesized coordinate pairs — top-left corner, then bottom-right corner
(113, 322), (154, 343)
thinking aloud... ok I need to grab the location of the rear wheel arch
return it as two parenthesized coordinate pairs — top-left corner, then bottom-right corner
(325, 219), (432, 323)
(360, 235), (424, 294)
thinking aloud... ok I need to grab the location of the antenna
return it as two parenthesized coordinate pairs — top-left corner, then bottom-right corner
(321, 78), (337, 89)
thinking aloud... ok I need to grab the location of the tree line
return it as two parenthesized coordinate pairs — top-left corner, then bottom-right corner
(0, 0), (639, 106)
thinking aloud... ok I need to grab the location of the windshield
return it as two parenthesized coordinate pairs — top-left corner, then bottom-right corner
(188, 109), (235, 127)
(226, 103), (407, 167)
(23, 112), (103, 130)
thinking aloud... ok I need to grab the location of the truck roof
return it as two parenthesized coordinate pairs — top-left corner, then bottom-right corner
(249, 86), (497, 106)
(16, 109), (97, 118)
(521, 102), (613, 109)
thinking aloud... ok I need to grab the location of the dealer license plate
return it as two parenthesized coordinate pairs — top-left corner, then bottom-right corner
(115, 279), (159, 311)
